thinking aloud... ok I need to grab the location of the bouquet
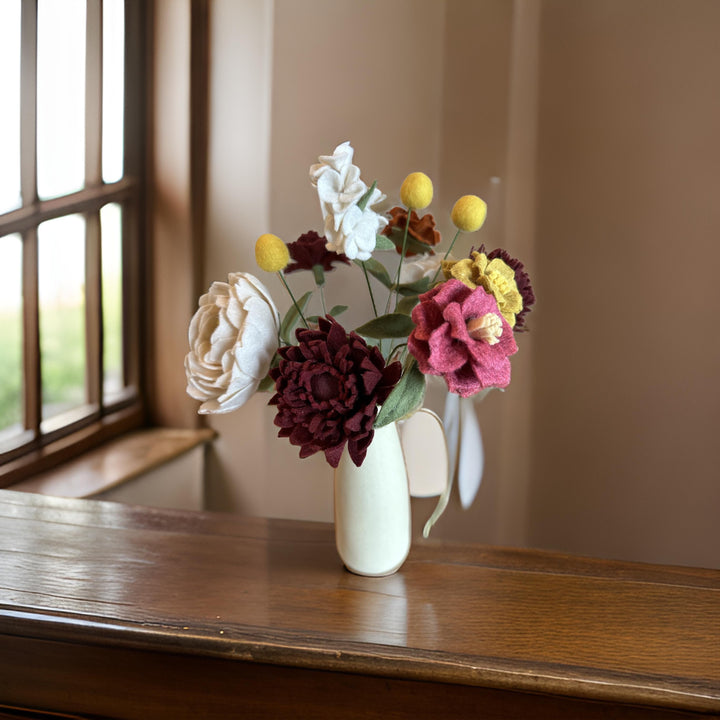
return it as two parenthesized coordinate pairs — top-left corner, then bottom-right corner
(185, 141), (534, 532)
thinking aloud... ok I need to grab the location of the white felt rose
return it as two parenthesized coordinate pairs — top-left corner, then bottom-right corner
(184, 272), (280, 414)
(310, 141), (387, 261)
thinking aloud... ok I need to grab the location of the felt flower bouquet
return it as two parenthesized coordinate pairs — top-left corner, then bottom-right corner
(185, 141), (534, 529)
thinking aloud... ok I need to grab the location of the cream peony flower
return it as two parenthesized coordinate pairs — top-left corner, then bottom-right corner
(185, 272), (280, 414)
(309, 141), (387, 261)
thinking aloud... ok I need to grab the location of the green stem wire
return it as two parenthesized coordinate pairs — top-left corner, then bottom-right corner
(387, 209), (412, 314)
(430, 228), (461, 286)
(277, 271), (309, 329)
(356, 182), (380, 319)
(361, 262), (379, 318)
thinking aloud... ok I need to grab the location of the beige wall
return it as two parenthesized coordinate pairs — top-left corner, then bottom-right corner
(529, 0), (720, 568)
(202, 0), (720, 569)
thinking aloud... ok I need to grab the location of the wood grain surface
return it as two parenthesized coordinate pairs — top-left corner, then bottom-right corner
(0, 490), (718, 719)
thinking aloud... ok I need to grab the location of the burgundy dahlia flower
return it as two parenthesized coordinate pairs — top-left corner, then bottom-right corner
(408, 279), (518, 397)
(285, 230), (351, 274)
(269, 316), (401, 467)
(479, 245), (535, 330)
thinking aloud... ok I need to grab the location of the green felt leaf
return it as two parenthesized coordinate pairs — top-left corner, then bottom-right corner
(279, 290), (312, 344)
(354, 258), (393, 288)
(356, 180), (377, 212)
(396, 295), (420, 315)
(374, 359), (426, 428)
(374, 234), (395, 251)
(257, 374), (276, 393)
(396, 276), (432, 296)
(385, 225), (433, 257)
(256, 353), (280, 393)
(307, 305), (348, 325)
(355, 313), (415, 339)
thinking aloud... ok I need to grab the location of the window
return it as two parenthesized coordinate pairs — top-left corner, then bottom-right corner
(0, 0), (148, 484)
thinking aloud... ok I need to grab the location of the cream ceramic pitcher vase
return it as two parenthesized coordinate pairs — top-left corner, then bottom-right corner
(333, 421), (411, 577)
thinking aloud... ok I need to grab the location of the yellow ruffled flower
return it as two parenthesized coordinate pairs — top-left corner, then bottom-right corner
(442, 251), (522, 327)
(400, 172), (433, 210)
(255, 233), (290, 273)
(451, 195), (487, 232)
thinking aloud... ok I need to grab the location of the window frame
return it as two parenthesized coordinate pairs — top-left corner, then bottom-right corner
(0, 0), (150, 486)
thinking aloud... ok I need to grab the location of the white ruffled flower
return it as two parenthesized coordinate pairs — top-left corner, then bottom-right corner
(398, 253), (446, 284)
(310, 141), (387, 261)
(185, 272), (280, 414)
(325, 204), (383, 262)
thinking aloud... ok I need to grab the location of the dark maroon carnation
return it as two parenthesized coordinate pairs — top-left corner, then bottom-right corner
(479, 245), (535, 330)
(285, 230), (351, 274)
(268, 316), (401, 468)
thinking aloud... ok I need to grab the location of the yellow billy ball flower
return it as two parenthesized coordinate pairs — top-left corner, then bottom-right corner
(255, 233), (289, 273)
(400, 172), (434, 210)
(451, 195), (487, 232)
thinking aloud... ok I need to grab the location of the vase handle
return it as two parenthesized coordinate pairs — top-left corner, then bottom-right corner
(398, 408), (449, 498)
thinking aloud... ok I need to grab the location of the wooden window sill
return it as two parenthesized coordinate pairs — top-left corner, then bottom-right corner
(10, 427), (215, 500)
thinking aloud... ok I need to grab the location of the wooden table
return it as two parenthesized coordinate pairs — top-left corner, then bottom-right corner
(0, 489), (718, 719)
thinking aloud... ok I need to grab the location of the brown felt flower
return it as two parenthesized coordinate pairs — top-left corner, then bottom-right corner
(285, 230), (351, 274)
(268, 316), (402, 467)
(382, 206), (441, 255)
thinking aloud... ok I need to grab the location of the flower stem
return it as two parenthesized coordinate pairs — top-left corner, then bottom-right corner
(430, 228), (461, 285)
(361, 261), (379, 317)
(277, 271), (309, 329)
(320, 284), (327, 316)
(387, 210), (412, 314)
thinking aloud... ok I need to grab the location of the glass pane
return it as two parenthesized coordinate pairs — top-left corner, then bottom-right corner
(102, 0), (125, 183)
(0, 235), (24, 437)
(37, 0), (86, 200)
(0, 1), (21, 213)
(100, 204), (123, 395)
(38, 215), (86, 421)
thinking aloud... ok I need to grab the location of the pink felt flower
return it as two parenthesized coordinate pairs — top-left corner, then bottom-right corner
(407, 279), (518, 396)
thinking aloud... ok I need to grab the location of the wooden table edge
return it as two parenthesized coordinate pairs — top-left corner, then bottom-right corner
(2, 606), (718, 716)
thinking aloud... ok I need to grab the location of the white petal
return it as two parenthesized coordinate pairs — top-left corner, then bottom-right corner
(233, 318), (275, 379)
